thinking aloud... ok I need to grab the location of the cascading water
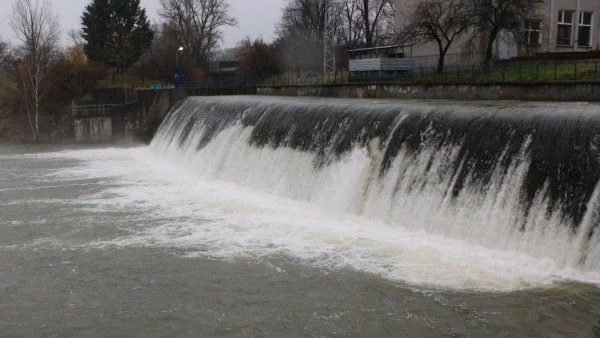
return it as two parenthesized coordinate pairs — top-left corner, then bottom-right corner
(151, 96), (600, 273)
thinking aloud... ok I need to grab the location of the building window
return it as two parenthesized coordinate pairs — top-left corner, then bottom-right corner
(578, 12), (593, 47)
(525, 20), (541, 45)
(557, 10), (574, 46)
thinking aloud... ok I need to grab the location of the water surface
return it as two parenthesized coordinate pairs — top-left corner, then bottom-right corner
(1, 144), (599, 337)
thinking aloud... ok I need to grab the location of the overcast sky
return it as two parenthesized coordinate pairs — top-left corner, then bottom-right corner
(0, 0), (285, 49)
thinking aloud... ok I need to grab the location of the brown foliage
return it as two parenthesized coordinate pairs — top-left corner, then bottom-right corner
(236, 38), (280, 80)
(0, 44), (106, 141)
(41, 46), (106, 135)
(47, 46), (106, 105)
(159, 0), (237, 70)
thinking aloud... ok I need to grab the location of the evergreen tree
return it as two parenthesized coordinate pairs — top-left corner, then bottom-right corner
(81, 0), (153, 71)
(81, 0), (112, 65)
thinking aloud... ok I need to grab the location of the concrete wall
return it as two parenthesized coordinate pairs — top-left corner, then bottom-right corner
(256, 83), (600, 102)
(74, 116), (112, 143)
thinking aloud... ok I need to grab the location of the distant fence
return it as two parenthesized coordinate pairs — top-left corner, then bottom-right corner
(172, 59), (600, 91)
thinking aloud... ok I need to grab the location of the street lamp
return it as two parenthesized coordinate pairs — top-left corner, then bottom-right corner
(176, 46), (184, 70)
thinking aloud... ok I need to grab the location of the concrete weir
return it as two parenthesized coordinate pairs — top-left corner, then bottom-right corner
(153, 96), (600, 271)
(256, 82), (600, 101)
(72, 88), (180, 143)
(73, 105), (114, 142)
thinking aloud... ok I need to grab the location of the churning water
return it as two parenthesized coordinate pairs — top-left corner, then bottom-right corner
(152, 96), (600, 284)
(2, 96), (600, 336)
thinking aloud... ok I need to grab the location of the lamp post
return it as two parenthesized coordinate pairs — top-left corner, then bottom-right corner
(176, 46), (184, 71)
(174, 46), (185, 87)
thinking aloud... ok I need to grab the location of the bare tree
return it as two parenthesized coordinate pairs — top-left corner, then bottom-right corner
(276, 0), (344, 72)
(340, 0), (364, 48)
(68, 28), (84, 49)
(0, 37), (18, 91)
(0, 38), (10, 72)
(10, 0), (59, 142)
(139, 23), (179, 80)
(403, 0), (473, 73)
(278, 0), (336, 42)
(472, 0), (537, 71)
(236, 38), (279, 80)
(0, 37), (13, 99)
(159, 0), (237, 70)
(354, 0), (394, 47)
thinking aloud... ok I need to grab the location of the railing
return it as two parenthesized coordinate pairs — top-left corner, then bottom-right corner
(72, 101), (142, 118)
(174, 59), (600, 90)
(72, 104), (118, 118)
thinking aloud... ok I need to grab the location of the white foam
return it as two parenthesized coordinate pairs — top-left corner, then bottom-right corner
(26, 146), (600, 292)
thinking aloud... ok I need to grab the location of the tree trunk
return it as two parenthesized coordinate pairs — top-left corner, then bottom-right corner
(483, 29), (499, 73)
(437, 43), (451, 74)
(437, 46), (447, 74)
(34, 109), (39, 142)
(363, 0), (373, 47)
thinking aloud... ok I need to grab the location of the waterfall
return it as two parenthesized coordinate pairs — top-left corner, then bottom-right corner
(151, 96), (600, 271)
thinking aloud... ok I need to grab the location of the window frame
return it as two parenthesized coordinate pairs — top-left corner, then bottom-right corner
(577, 11), (593, 47)
(556, 9), (575, 46)
(525, 20), (542, 46)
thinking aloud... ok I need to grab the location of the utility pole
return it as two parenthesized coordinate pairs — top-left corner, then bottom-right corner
(323, 0), (337, 75)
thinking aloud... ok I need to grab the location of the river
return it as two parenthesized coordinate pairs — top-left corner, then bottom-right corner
(2, 97), (600, 337)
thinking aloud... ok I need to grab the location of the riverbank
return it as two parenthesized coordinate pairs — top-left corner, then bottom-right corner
(5, 81), (600, 145)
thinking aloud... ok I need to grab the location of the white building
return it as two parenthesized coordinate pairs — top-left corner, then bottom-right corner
(396, 0), (600, 68)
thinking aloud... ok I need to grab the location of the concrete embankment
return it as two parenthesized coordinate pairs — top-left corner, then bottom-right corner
(87, 82), (600, 144)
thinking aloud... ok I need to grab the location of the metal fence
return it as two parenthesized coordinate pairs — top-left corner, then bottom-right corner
(247, 60), (600, 86)
(72, 104), (118, 118)
(72, 101), (142, 118)
(170, 60), (600, 91)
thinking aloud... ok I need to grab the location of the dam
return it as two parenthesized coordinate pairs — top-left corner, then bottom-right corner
(152, 96), (600, 272)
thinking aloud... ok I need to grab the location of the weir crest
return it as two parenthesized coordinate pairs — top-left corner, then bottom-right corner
(151, 96), (600, 271)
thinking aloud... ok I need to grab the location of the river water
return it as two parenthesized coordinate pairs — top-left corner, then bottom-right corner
(1, 143), (599, 337)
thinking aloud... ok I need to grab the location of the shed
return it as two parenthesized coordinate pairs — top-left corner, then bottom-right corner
(346, 45), (413, 80)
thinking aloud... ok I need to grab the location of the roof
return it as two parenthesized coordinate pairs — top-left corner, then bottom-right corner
(212, 48), (238, 62)
(345, 44), (410, 54)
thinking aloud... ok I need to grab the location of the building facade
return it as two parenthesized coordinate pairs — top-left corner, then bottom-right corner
(395, 0), (600, 68)
(544, 0), (600, 52)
